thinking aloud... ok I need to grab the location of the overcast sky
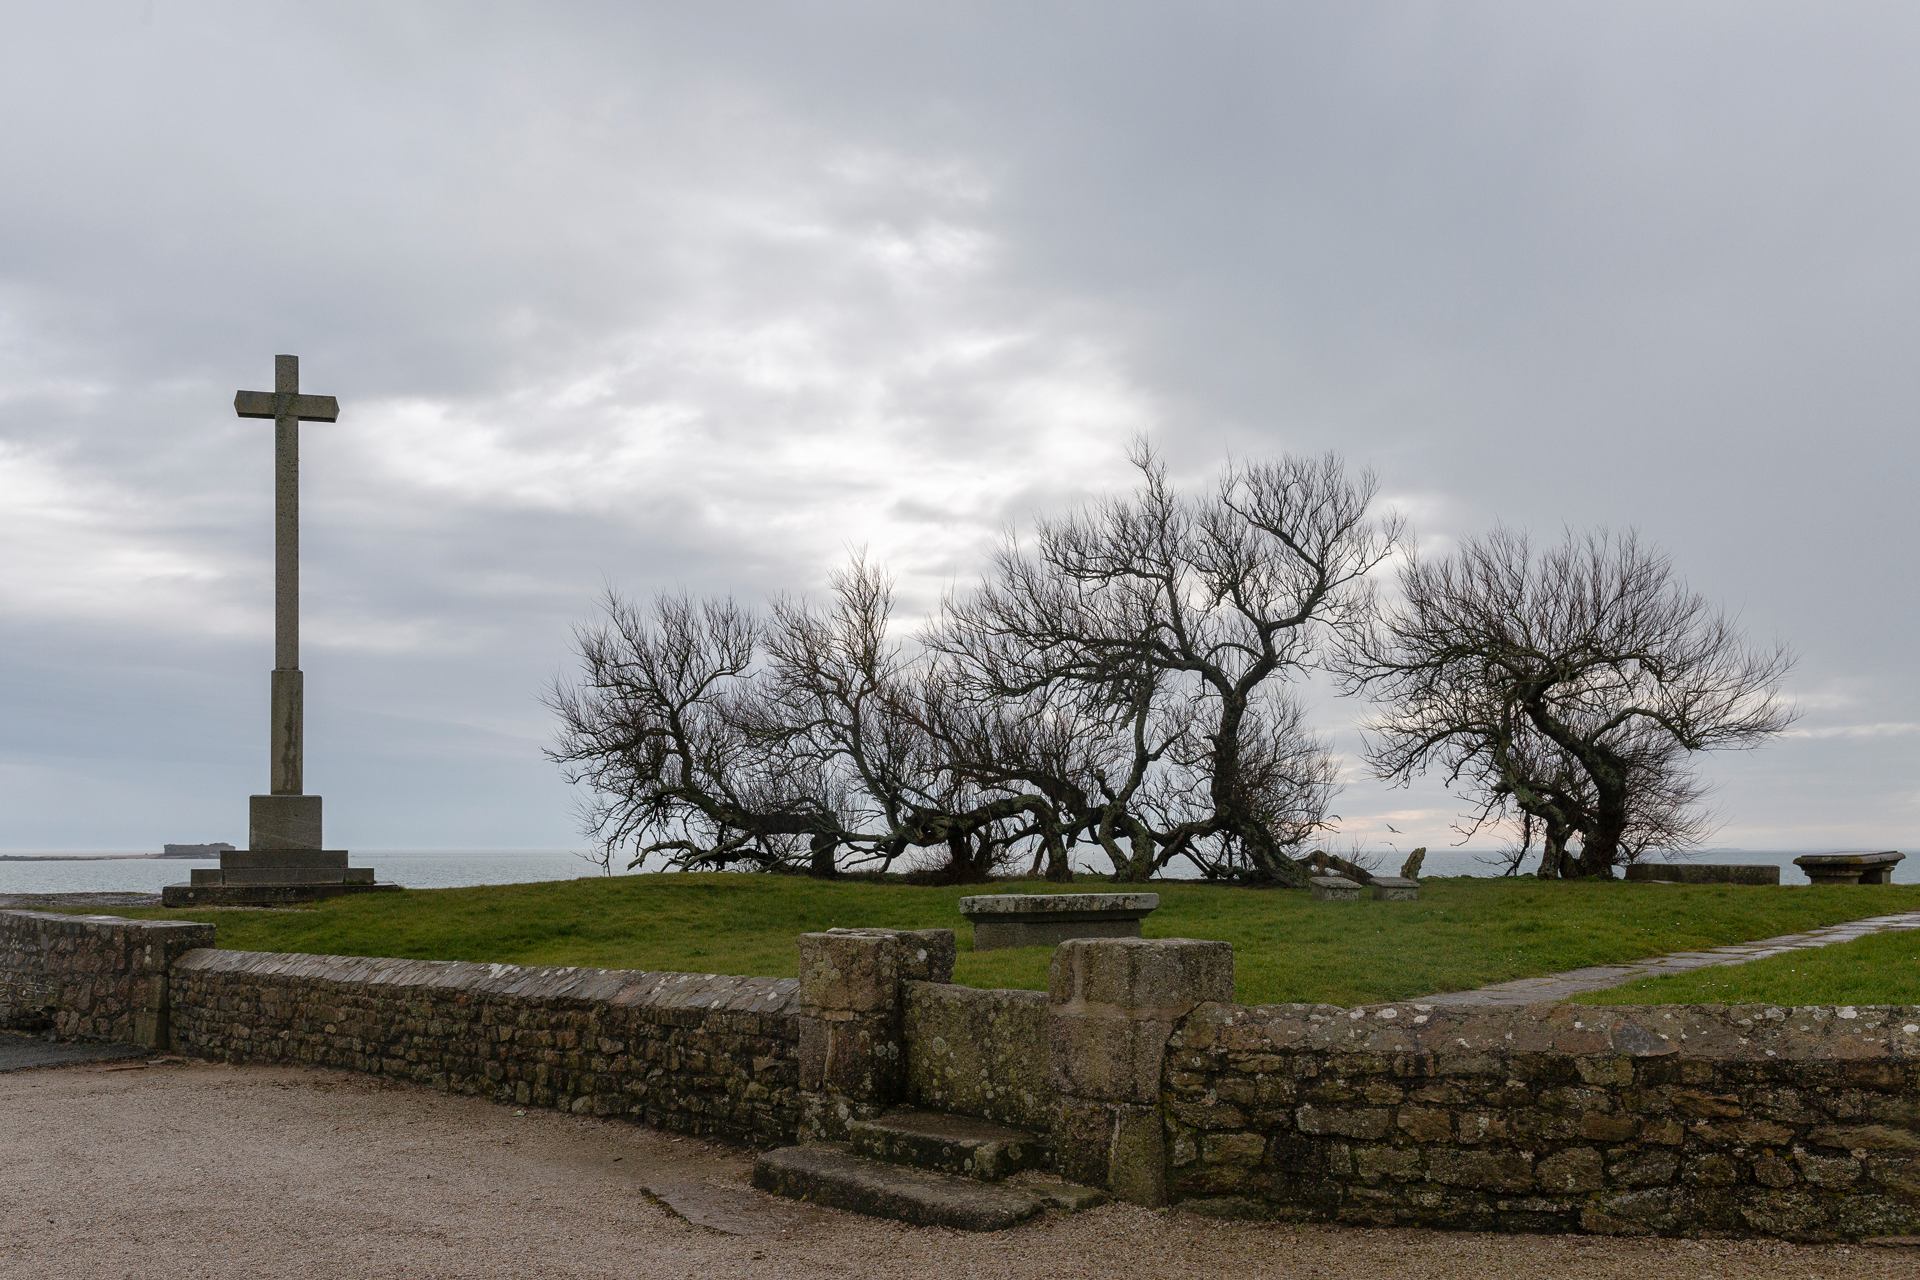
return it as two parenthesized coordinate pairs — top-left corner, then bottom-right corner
(1, 2), (1914, 858)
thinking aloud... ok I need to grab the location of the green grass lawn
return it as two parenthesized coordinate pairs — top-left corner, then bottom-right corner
(1577, 926), (1920, 1006)
(94, 874), (1920, 1006)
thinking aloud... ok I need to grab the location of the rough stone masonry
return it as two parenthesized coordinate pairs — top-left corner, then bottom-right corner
(170, 948), (802, 1145)
(1164, 1000), (1920, 1241)
(0, 910), (212, 1048)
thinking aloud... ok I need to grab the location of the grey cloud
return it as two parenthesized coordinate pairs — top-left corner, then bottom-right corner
(1, 2), (1913, 852)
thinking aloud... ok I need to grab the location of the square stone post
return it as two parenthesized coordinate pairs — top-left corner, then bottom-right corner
(794, 927), (955, 1141)
(1048, 937), (1234, 1205)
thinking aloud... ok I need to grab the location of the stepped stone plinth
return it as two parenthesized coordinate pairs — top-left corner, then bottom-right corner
(162, 845), (397, 907)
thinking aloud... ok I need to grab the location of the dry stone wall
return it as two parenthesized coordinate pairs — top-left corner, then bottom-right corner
(1166, 1000), (1920, 1241)
(0, 910), (213, 1047)
(170, 949), (801, 1144)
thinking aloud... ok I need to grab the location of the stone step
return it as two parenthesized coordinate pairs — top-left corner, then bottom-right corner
(847, 1107), (1045, 1181)
(752, 1143), (1102, 1231)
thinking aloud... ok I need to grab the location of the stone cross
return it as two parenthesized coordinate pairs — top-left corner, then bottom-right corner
(234, 355), (337, 801)
(157, 355), (395, 901)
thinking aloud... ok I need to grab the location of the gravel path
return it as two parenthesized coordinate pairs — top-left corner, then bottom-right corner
(3, 1059), (1912, 1279)
(1419, 910), (1920, 1005)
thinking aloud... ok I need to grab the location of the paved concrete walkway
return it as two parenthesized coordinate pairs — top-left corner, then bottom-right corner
(1418, 910), (1920, 1006)
(0, 1031), (144, 1072)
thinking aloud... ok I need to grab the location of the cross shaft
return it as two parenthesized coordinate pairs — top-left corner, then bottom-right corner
(234, 354), (338, 795)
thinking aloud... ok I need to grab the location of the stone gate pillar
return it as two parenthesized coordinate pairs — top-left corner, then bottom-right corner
(794, 927), (954, 1141)
(1048, 936), (1234, 1205)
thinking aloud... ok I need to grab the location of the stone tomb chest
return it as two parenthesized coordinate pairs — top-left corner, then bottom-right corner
(958, 893), (1159, 951)
(1308, 876), (1362, 902)
(1793, 851), (1904, 885)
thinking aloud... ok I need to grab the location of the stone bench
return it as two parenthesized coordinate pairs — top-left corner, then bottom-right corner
(1625, 863), (1781, 886)
(1793, 851), (1904, 885)
(957, 893), (1158, 951)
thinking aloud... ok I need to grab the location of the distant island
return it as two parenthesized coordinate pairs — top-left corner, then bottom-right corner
(0, 842), (235, 863)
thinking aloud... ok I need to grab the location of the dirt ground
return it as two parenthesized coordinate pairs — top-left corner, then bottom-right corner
(2, 1059), (1911, 1280)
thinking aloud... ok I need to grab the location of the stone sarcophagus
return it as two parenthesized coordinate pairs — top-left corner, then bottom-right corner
(958, 893), (1159, 951)
(1793, 851), (1904, 885)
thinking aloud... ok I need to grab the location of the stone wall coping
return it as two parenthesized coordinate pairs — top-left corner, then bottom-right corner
(172, 948), (798, 1015)
(1182, 999), (1920, 1061)
(0, 908), (214, 935)
(958, 893), (1159, 918)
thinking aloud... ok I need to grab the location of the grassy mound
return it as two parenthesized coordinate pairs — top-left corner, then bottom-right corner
(102, 874), (1920, 1006)
(1578, 925), (1920, 1006)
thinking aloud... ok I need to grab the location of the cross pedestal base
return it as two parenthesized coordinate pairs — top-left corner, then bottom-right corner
(161, 878), (400, 907)
(250, 793), (323, 850)
(160, 820), (399, 907)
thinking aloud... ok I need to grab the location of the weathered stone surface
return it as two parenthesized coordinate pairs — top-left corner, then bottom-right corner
(794, 928), (961, 1140)
(798, 1008), (897, 1102)
(1625, 863), (1781, 886)
(903, 982), (1051, 1130)
(169, 948), (800, 1144)
(752, 1143), (1059, 1230)
(246, 794), (323, 853)
(1310, 876), (1361, 902)
(891, 930), (957, 984)
(847, 1107), (1043, 1180)
(1050, 1011), (1176, 1105)
(1537, 1147), (1606, 1193)
(1047, 938), (1232, 1206)
(798, 931), (900, 1014)
(960, 893), (1158, 950)
(1794, 851), (1904, 885)
(1370, 876), (1420, 901)
(0, 910), (213, 1048)
(961, 892), (1159, 918)
(161, 880), (398, 907)
(1162, 999), (1920, 1241)
(1048, 936), (1234, 1013)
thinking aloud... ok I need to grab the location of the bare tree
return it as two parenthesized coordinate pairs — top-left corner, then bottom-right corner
(549, 446), (1397, 884)
(1343, 527), (1793, 878)
(938, 444), (1399, 884)
(547, 561), (1071, 880)
(546, 591), (844, 874)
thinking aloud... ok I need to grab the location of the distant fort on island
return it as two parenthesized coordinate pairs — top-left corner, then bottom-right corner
(160, 843), (236, 859)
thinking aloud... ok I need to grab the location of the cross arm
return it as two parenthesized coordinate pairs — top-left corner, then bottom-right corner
(234, 390), (340, 422)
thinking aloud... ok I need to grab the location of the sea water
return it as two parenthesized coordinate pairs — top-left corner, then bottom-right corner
(0, 849), (603, 896)
(0, 844), (1907, 894)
